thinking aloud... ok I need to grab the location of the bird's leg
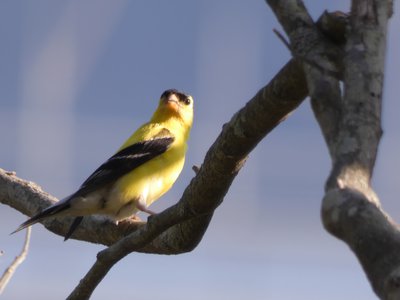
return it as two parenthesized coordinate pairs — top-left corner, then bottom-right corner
(136, 202), (156, 215)
(116, 214), (142, 224)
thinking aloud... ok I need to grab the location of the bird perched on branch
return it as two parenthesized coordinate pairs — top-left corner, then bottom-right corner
(13, 89), (194, 240)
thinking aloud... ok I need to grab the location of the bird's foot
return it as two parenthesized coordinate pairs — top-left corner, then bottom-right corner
(130, 215), (142, 222)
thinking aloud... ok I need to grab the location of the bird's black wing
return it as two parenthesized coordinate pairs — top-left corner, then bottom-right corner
(75, 135), (174, 197)
(12, 133), (174, 240)
(63, 136), (174, 241)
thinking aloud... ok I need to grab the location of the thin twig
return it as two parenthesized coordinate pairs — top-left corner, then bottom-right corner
(273, 28), (292, 52)
(0, 227), (31, 294)
(192, 165), (201, 174)
(274, 27), (342, 79)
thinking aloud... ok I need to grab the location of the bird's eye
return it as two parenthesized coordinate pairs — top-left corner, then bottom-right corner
(182, 97), (191, 105)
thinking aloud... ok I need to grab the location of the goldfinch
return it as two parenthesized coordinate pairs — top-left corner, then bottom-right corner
(14, 89), (193, 240)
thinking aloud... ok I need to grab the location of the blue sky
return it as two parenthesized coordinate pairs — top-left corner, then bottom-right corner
(1, 1), (399, 299)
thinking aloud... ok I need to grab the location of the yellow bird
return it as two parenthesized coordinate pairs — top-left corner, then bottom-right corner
(14, 89), (194, 240)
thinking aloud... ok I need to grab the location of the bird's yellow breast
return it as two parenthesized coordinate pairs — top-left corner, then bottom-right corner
(104, 102), (192, 220)
(119, 142), (185, 203)
(106, 137), (187, 219)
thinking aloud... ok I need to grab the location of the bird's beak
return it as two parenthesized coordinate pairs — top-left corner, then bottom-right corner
(164, 94), (180, 112)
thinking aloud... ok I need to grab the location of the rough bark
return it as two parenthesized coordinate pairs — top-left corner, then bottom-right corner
(2, 58), (308, 299)
(0, 58), (307, 253)
(266, 0), (397, 299)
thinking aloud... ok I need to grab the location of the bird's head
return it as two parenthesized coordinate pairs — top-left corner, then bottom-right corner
(152, 89), (194, 128)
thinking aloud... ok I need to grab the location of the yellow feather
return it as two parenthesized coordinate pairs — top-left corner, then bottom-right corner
(102, 91), (193, 219)
(13, 90), (193, 237)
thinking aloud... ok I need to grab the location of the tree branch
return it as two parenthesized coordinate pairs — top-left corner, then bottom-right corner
(0, 227), (31, 294)
(321, 1), (399, 299)
(267, 0), (397, 298)
(2, 4), (371, 298)
(68, 57), (312, 299)
(2, 58), (309, 299)
(1, 57), (307, 253)
(1, 8), (355, 298)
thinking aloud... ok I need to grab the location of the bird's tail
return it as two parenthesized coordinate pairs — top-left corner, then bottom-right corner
(11, 197), (72, 235)
(64, 216), (84, 241)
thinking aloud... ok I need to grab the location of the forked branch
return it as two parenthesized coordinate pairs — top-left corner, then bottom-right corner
(266, 0), (397, 299)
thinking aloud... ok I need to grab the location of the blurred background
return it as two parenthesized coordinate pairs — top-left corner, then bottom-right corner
(0, 1), (399, 299)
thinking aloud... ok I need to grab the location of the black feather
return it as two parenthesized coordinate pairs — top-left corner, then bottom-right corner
(11, 197), (72, 234)
(64, 216), (84, 241)
(60, 136), (174, 239)
(75, 135), (175, 196)
(12, 134), (175, 239)
(160, 89), (190, 104)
